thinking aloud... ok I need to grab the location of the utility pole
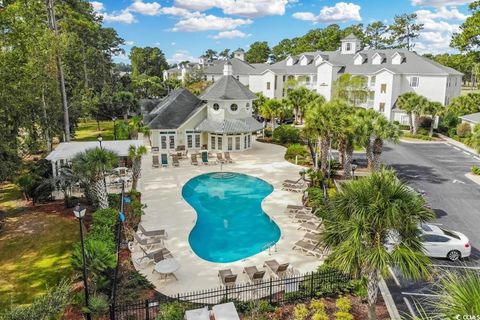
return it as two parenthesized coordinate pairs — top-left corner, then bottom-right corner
(46, 0), (71, 141)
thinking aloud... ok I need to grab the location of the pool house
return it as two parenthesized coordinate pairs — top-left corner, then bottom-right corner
(141, 61), (263, 154)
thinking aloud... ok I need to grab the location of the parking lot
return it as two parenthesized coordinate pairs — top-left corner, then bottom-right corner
(362, 141), (480, 317)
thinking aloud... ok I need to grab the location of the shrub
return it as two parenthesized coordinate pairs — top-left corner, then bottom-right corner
(457, 123), (472, 138)
(293, 304), (309, 320)
(87, 294), (110, 316)
(157, 301), (186, 320)
(312, 311), (329, 320)
(471, 165), (480, 176)
(0, 279), (70, 320)
(264, 127), (273, 138)
(314, 264), (354, 297)
(334, 311), (354, 320)
(402, 132), (433, 141)
(336, 297), (351, 313)
(272, 125), (300, 144)
(310, 299), (326, 313)
(417, 116), (433, 129)
(417, 127), (429, 136)
(286, 144), (309, 158)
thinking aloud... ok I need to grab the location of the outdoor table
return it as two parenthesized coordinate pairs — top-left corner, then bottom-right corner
(154, 258), (180, 281)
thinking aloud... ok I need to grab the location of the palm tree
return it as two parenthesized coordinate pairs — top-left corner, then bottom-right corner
(421, 101), (443, 137)
(128, 145), (147, 190)
(37, 166), (79, 207)
(355, 108), (378, 169)
(321, 169), (434, 320)
(338, 108), (363, 178)
(72, 147), (118, 209)
(333, 74), (370, 106)
(371, 115), (401, 171)
(305, 99), (344, 173)
(286, 86), (308, 124)
(260, 99), (282, 132)
(466, 124), (480, 153)
(396, 92), (428, 134)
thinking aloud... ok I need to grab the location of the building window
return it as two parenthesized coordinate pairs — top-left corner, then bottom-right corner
(211, 76), (214, 82)
(213, 103), (220, 111)
(211, 136), (216, 150)
(266, 82), (271, 90)
(283, 75), (286, 82)
(379, 103), (385, 112)
(380, 84), (387, 93)
(346, 43), (351, 51)
(186, 130), (200, 149)
(274, 76), (278, 90)
(218, 137), (223, 150)
(401, 115), (409, 125)
(187, 135), (193, 149)
(169, 136), (175, 149)
(246, 103), (250, 111)
(247, 134), (251, 148)
(230, 104), (238, 112)
(235, 136), (240, 150)
(370, 75), (376, 87)
(161, 136), (167, 150)
(410, 76), (419, 87)
(228, 137), (233, 151)
(244, 135), (247, 149)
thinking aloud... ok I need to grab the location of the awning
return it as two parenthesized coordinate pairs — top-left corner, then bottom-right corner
(195, 117), (263, 134)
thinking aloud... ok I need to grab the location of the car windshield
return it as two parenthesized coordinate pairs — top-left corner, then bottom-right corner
(440, 228), (460, 240)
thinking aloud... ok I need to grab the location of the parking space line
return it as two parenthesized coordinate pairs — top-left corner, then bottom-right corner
(432, 264), (480, 270)
(403, 297), (416, 318)
(474, 156), (480, 161)
(401, 292), (439, 297)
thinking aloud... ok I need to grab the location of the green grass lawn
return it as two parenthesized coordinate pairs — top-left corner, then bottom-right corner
(461, 87), (480, 96)
(0, 211), (78, 309)
(0, 184), (23, 212)
(73, 119), (115, 141)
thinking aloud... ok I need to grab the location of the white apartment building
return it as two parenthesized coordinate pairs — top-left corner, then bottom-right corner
(163, 35), (463, 123)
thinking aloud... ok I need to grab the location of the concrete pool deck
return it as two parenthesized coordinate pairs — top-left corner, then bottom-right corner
(133, 139), (322, 296)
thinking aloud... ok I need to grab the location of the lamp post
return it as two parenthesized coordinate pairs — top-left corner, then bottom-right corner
(73, 204), (92, 320)
(112, 116), (117, 140)
(97, 134), (103, 149)
(351, 160), (358, 180)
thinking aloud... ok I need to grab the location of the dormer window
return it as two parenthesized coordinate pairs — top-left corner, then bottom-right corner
(410, 76), (419, 87)
(286, 56), (294, 66)
(346, 43), (351, 51)
(372, 53), (386, 65)
(354, 53), (367, 65)
(392, 52), (406, 65)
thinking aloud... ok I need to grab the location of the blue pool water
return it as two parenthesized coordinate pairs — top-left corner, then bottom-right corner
(182, 172), (281, 263)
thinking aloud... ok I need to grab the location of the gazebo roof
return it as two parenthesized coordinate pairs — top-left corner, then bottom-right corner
(46, 140), (144, 162)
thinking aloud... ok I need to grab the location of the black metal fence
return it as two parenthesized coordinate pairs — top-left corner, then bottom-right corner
(109, 269), (351, 320)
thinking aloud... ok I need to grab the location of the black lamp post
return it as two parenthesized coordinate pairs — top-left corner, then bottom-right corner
(73, 204), (92, 320)
(351, 160), (358, 180)
(112, 117), (117, 140)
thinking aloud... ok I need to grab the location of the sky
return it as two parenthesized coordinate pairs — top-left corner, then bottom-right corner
(89, 0), (475, 64)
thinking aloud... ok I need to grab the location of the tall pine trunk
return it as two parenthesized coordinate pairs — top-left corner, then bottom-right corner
(41, 88), (52, 152)
(343, 140), (354, 179)
(367, 270), (379, 320)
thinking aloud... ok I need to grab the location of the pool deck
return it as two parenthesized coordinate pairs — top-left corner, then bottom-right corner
(133, 139), (322, 296)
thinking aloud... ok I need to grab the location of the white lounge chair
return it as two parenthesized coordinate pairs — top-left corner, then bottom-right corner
(185, 307), (210, 320)
(138, 224), (168, 240)
(243, 266), (266, 284)
(264, 260), (290, 278)
(303, 232), (320, 244)
(293, 213), (317, 223)
(212, 302), (240, 320)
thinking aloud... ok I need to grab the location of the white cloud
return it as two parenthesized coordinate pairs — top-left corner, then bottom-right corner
(171, 42), (176, 46)
(124, 40), (135, 46)
(413, 7), (467, 54)
(210, 30), (251, 39)
(292, 2), (361, 23)
(411, 0), (473, 6)
(416, 6), (468, 20)
(90, 1), (104, 12)
(102, 10), (136, 24)
(128, 0), (161, 16)
(159, 6), (203, 18)
(167, 50), (197, 64)
(172, 14), (253, 32)
(173, 0), (292, 18)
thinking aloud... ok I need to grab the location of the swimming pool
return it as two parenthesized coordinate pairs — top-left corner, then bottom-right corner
(182, 172), (281, 263)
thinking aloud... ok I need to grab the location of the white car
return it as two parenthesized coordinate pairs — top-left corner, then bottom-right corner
(419, 223), (471, 261)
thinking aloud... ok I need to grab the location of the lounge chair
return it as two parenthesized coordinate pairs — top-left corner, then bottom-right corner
(152, 155), (159, 168)
(282, 179), (303, 186)
(185, 307), (210, 320)
(212, 303), (240, 320)
(224, 152), (233, 163)
(303, 232), (320, 244)
(243, 266), (266, 284)
(264, 260), (290, 278)
(201, 152), (209, 165)
(161, 154), (168, 167)
(191, 154), (198, 166)
(218, 269), (238, 287)
(292, 240), (325, 258)
(293, 213), (317, 223)
(282, 184), (307, 193)
(138, 224), (168, 239)
(172, 155), (180, 167)
(134, 246), (173, 267)
(133, 232), (163, 250)
(217, 153), (226, 164)
(298, 220), (323, 234)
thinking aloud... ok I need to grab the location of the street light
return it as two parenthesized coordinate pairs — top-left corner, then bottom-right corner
(73, 204), (92, 320)
(112, 116), (117, 140)
(351, 160), (358, 180)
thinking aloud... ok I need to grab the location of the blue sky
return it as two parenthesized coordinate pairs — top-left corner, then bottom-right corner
(89, 0), (474, 64)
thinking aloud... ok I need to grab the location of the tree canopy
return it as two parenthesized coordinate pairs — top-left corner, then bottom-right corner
(245, 41), (271, 63)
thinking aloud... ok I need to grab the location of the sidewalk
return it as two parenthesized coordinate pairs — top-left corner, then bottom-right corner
(438, 133), (479, 156)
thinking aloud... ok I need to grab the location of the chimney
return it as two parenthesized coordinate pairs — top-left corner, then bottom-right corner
(223, 60), (233, 76)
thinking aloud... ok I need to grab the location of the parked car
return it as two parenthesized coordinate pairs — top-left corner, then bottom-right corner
(419, 223), (471, 261)
(386, 223), (471, 261)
